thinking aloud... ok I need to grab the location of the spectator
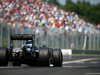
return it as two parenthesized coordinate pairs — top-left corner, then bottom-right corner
(97, 23), (100, 30)
(0, 0), (99, 34)
(0, 0), (2, 4)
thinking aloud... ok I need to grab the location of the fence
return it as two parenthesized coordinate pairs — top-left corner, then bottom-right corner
(0, 24), (100, 50)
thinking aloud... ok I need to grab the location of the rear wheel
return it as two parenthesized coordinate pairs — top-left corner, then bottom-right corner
(0, 47), (8, 66)
(53, 49), (63, 67)
(39, 48), (50, 67)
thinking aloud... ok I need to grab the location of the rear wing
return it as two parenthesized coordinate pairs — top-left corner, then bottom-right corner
(10, 34), (35, 40)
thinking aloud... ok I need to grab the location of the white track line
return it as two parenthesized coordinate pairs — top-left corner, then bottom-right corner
(63, 58), (100, 64)
(85, 73), (100, 75)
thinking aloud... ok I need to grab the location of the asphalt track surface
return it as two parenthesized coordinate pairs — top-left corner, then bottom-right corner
(0, 56), (100, 75)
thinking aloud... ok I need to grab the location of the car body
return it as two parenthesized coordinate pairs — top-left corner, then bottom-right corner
(0, 34), (63, 67)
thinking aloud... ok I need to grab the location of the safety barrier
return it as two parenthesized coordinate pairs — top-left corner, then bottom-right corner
(0, 24), (100, 50)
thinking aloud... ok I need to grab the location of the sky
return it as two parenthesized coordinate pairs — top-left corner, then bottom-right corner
(56, 0), (100, 5)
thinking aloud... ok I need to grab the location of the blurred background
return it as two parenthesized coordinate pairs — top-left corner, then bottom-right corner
(0, 0), (100, 55)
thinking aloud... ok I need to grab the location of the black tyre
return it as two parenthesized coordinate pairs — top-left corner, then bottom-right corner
(39, 48), (50, 66)
(0, 47), (8, 66)
(12, 62), (21, 66)
(53, 49), (63, 67)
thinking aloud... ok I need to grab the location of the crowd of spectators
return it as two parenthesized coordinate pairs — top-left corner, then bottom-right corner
(0, 0), (99, 35)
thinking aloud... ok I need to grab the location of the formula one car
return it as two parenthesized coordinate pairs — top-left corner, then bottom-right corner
(0, 34), (63, 67)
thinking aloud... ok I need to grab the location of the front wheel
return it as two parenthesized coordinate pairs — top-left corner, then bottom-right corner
(53, 49), (63, 67)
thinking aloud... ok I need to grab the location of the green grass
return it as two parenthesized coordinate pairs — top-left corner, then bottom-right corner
(72, 54), (100, 56)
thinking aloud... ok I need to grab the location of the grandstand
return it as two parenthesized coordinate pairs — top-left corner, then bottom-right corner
(0, 0), (99, 34)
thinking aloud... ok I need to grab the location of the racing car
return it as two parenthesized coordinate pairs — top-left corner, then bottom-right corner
(0, 34), (63, 67)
